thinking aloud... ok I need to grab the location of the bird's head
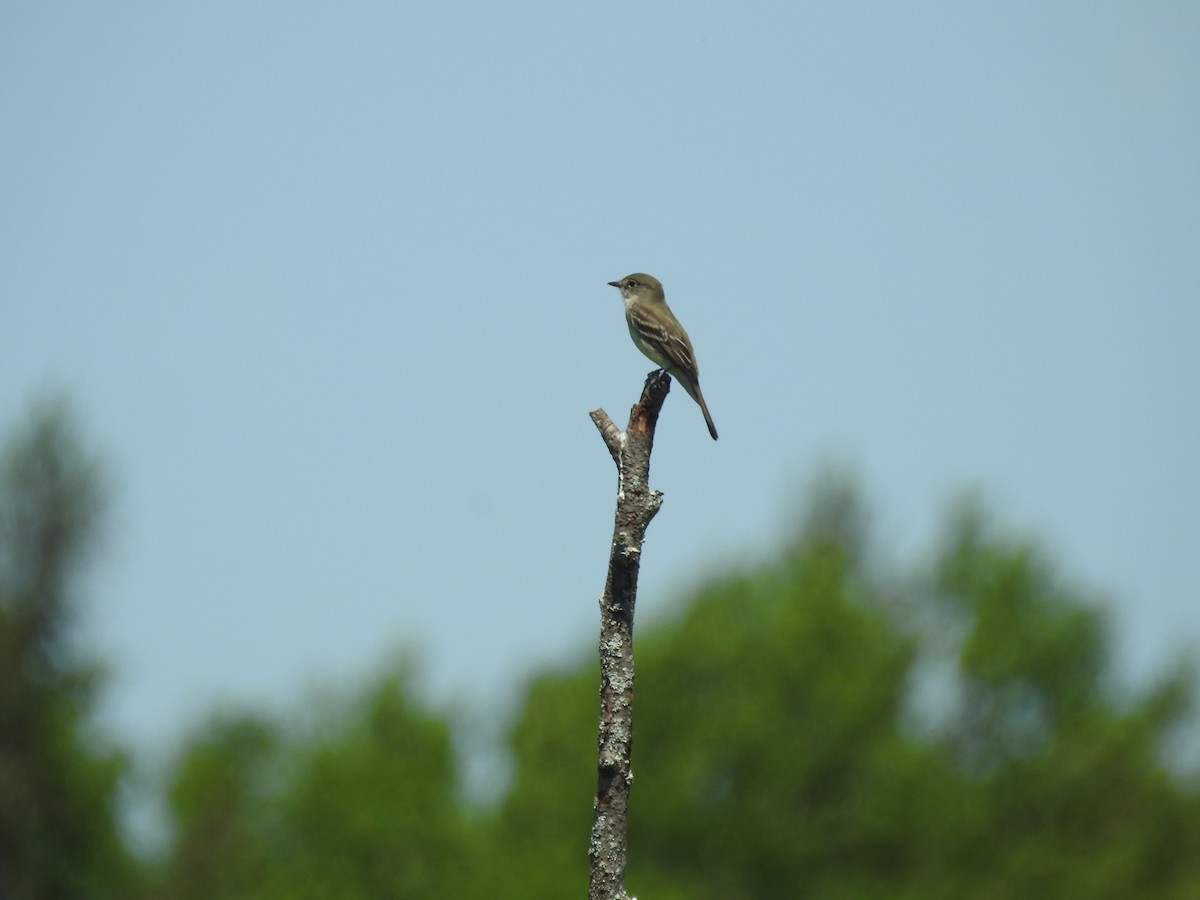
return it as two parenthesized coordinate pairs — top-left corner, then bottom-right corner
(607, 273), (664, 303)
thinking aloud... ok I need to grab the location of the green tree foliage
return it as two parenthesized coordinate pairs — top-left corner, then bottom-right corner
(490, 667), (598, 897)
(151, 666), (487, 900)
(0, 400), (140, 899)
(153, 713), (282, 900)
(931, 499), (1200, 898)
(493, 478), (1200, 899)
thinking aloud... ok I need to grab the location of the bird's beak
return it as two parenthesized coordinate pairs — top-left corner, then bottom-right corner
(607, 280), (621, 288)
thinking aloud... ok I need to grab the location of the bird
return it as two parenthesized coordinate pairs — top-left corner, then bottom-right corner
(607, 273), (718, 441)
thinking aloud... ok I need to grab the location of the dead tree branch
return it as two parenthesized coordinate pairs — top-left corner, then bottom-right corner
(586, 370), (671, 900)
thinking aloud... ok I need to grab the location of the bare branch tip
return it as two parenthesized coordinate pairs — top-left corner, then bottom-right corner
(591, 407), (624, 465)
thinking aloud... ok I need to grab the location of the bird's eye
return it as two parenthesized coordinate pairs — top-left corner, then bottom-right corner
(627, 279), (638, 287)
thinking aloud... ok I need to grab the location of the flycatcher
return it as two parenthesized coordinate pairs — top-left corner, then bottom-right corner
(608, 273), (718, 441)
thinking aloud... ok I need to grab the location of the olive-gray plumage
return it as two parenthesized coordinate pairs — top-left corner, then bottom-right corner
(607, 273), (718, 440)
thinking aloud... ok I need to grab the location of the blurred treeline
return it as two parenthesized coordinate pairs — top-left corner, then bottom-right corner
(2, 401), (1199, 900)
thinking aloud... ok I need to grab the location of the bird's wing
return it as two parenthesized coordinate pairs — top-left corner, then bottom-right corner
(628, 304), (699, 379)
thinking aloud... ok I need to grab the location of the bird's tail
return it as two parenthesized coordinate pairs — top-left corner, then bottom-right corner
(681, 378), (718, 441)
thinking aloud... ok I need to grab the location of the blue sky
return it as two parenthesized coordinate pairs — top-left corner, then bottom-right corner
(3, 1), (1198, 770)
